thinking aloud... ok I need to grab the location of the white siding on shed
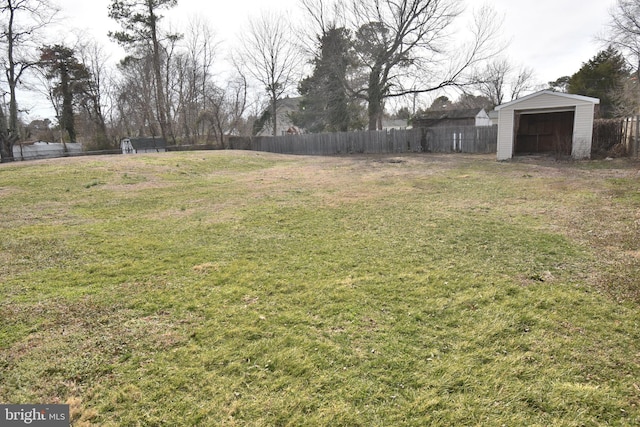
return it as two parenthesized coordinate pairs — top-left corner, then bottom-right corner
(572, 104), (596, 159)
(495, 90), (600, 160)
(497, 110), (514, 160)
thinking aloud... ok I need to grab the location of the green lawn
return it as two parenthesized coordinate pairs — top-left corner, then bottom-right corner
(1, 151), (639, 426)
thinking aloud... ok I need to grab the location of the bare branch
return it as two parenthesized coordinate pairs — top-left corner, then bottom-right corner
(605, 0), (640, 78)
(236, 11), (303, 135)
(0, 0), (59, 161)
(300, 0), (502, 129)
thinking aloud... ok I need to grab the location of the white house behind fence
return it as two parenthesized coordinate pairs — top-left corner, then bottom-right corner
(495, 90), (600, 160)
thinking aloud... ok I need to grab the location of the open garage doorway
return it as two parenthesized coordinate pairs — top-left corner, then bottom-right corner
(514, 110), (575, 156)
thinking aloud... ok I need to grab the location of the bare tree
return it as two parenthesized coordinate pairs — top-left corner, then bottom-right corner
(476, 57), (535, 107)
(115, 54), (158, 138)
(604, 0), (640, 155)
(510, 65), (535, 101)
(605, 0), (640, 127)
(237, 12), (303, 136)
(108, 0), (178, 143)
(75, 37), (114, 149)
(298, 0), (347, 53)
(207, 74), (248, 145)
(0, 0), (58, 162)
(476, 58), (508, 107)
(172, 17), (219, 143)
(171, 51), (196, 142)
(607, 0), (640, 80)
(187, 17), (218, 116)
(302, 0), (502, 130)
(300, 0), (340, 35)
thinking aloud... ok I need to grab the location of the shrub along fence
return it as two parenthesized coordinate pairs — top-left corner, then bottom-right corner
(593, 119), (626, 157)
(229, 125), (498, 156)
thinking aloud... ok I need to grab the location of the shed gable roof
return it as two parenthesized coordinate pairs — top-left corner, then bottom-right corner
(495, 90), (600, 111)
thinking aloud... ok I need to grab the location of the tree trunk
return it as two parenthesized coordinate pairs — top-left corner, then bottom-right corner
(2, 82), (18, 162)
(2, 6), (18, 162)
(0, 131), (15, 162)
(60, 64), (76, 143)
(0, 106), (16, 162)
(631, 116), (640, 157)
(367, 68), (383, 130)
(148, 1), (169, 143)
(271, 88), (278, 136)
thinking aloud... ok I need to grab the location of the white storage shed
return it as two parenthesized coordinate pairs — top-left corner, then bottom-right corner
(495, 91), (600, 160)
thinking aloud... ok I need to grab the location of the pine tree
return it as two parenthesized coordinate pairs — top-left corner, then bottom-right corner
(568, 46), (630, 118)
(39, 45), (90, 142)
(292, 27), (364, 133)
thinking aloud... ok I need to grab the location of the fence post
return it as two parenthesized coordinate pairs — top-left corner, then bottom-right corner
(631, 115), (640, 157)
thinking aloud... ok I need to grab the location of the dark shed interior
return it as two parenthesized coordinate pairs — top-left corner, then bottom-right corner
(514, 110), (575, 155)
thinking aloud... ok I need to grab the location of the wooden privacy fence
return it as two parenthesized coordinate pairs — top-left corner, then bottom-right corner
(424, 126), (497, 154)
(229, 125), (498, 156)
(621, 116), (640, 157)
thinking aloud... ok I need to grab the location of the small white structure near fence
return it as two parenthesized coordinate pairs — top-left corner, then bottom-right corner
(121, 137), (167, 154)
(13, 141), (83, 161)
(496, 90), (600, 160)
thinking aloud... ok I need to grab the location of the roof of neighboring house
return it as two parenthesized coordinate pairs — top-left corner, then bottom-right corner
(495, 90), (600, 111)
(419, 108), (485, 120)
(127, 137), (167, 150)
(413, 108), (486, 127)
(277, 97), (301, 111)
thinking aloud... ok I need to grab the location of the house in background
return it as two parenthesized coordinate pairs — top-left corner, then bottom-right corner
(495, 90), (600, 160)
(256, 97), (303, 137)
(121, 137), (167, 154)
(381, 118), (410, 130)
(412, 108), (492, 128)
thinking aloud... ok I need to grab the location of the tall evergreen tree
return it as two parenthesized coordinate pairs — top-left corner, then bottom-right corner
(38, 45), (90, 142)
(568, 46), (630, 118)
(292, 27), (364, 133)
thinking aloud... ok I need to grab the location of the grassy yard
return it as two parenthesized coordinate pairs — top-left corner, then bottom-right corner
(0, 151), (639, 426)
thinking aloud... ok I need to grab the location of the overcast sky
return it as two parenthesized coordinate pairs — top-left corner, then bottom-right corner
(28, 0), (618, 119)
